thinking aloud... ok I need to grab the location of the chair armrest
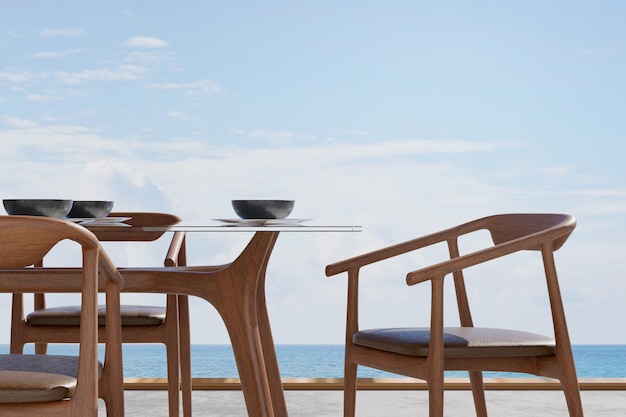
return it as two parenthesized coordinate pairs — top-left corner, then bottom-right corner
(98, 250), (125, 289)
(405, 224), (568, 285)
(164, 231), (186, 267)
(326, 222), (481, 277)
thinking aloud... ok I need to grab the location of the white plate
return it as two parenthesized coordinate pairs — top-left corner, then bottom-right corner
(213, 218), (311, 226)
(68, 217), (132, 227)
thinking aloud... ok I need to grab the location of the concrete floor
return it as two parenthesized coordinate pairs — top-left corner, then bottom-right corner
(98, 389), (626, 416)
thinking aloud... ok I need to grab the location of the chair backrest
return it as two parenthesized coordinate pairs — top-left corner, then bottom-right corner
(0, 215), (100, 268)
(109, 212), (181, 228)
(447, 213), (576, 327)
(90, 212), (181, 242)
(476, 213), (575, 251)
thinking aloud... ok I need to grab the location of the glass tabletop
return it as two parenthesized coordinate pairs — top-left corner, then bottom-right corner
(142, 224), (362, 232)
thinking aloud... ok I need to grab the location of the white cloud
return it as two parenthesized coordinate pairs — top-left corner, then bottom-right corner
(125, 36), (169, 49)
(1, 115), (39, 128)
(28, 49), (83, 59)
(342, 130), (368, 136)
(241, 129), (317, 145)
(167, 111), (197, 121)
(0, 65), (147, 85)
(0, 126), (623, 344)
(39, 28), (84, 37)
(0, 121), (212, 163)
(124, 50), (174, 65)
(53, 65), (147, 84)
(0, 71), (38, 83)
(147, 79), (221, 95)
(63, 89), (89, 98)
(555, 188), (626, 198)
(575, 47), (618, 56)
(25, 93), (62, 102)
(123, 141), (624, 344)
(0, 123), (121, 161)
(40, 115), (72, 123)
(540, 165), (573, 176)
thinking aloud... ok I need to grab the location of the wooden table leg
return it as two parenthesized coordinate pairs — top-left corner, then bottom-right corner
(228, 232), (287, 417)
(231, 324), (275, 416)
(251, 231), (287, 416)
(119, 231), (287, 417)
(257, 290), (288, 417)
(205, 231), (284, 417)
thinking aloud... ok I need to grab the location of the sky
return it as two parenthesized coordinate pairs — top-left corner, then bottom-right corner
(0, 1), (625, 346)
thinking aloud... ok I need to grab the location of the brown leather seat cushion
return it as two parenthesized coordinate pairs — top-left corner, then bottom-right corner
(353, 327), (556, 358)
(0, 354), (102, 403)
(26, 304), (166, 326)
(0, 370), (76, 403)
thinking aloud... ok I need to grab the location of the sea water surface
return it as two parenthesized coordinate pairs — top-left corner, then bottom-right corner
(2, 344), (625, 378)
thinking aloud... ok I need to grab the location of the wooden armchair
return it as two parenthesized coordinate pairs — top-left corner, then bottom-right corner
(0, 215), (123, 416)
(326, 213), (584, 417)
(9, 212), (191, 417)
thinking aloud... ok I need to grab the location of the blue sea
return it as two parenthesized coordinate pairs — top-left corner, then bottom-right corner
(2, 344), (624, 379)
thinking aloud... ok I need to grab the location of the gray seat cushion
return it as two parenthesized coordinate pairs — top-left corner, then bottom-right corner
(353, 327), (556, 358)
(0, 354), (102, 403)
(26, 304), (166, 326)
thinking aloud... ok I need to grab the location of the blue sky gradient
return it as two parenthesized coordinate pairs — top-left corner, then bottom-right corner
(1, 1), (625, 345)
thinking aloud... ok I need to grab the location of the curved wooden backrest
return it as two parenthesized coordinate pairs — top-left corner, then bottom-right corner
(91, 212), (182, 242)
(0, 216), (100, 268)
(109, 212), (181, 228)
(478, 213), (576, 251)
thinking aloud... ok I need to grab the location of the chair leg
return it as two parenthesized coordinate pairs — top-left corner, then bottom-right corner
(165, 295), (181, 417)
(343, 361), (358, 417)
(178, 295), (193, 417)
(99, 369), (125, 417)
(99, 387), (124, 417)
(10, 294), (26, 354)
(33, 293), (48, 354)
(34, 343), (48, 354)
(428, 376), (444, 417)
(561, 377), (584, 417)
(166, 342), (181, 417)
(9, 337), (24, 354)
(9, 343), (24, 354)
(469, 371), (488, 417)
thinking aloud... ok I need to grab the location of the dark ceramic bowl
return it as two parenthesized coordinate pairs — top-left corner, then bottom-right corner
(67, 200), (114, 218)
(232, 200), (295, 219)
(3, 199), (73, 218)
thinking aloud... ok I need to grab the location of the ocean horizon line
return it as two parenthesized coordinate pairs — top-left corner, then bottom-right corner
(2, 344), (624, 379)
